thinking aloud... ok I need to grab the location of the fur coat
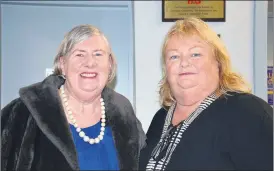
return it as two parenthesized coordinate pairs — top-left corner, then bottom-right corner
(1, 75), (146, 171)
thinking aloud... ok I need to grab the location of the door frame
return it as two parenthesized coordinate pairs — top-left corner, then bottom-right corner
(253, 1), (269, 101)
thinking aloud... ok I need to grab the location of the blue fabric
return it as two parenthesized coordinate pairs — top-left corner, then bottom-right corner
(70, 122), (119, 170)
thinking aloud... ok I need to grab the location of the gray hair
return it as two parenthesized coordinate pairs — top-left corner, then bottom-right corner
(53, 24), (117, 83)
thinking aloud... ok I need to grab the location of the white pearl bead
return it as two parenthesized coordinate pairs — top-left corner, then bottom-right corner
(71, 119), (76, 124)
(101, 123), (106, 127)
(100, 131), (104, 136)
(101, 106), (105, 110)
(79, 131), (85, 137)
(89, 139), (95, 144)
(99, 135), (103, 140)
(100, 98), (103, 102)
(76, 128), (81, 132)
(102, 115), (106, 119)
(95, 138), (100, 143)
(101, 118), (106, 123)
(84, 136), (90, 142)
(101, 127), (105, 131)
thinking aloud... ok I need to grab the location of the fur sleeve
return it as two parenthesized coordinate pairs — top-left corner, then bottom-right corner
(135, 114), (147, 149)
(114, 94), (147, 150)
(1, 98), (31, 171)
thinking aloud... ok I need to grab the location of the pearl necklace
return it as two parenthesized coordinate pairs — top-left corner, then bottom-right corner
(60, 85), (106, 144)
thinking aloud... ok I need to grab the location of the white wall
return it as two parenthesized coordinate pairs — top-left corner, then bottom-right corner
(134, 1), (256, 132)
(268, 16), (273, 66)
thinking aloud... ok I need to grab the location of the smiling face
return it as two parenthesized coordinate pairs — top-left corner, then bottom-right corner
(60, 35), (111, 101)
(165, 34), (219, 100)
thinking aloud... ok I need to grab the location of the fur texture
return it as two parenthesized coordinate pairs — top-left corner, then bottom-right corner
(1, 75), (146, 171)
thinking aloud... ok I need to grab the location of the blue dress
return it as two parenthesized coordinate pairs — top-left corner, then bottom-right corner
(69, 122), (119, 170)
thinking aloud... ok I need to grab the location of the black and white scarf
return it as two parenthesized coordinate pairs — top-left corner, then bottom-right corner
(146, 92), (219, 171)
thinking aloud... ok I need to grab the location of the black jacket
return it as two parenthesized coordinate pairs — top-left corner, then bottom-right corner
(139, 92), (273, 170)
(1, 75), (146, 171)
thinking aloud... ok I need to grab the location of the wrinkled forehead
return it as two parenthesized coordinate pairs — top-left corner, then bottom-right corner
(165, 33), (210, 52)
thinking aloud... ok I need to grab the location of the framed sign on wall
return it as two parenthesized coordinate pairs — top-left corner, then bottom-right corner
(162, 0), (226, 22)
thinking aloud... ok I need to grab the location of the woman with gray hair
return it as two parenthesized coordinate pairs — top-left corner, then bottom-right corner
(1, 24), (146, 171)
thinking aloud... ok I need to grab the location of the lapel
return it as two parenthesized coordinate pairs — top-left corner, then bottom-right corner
(101, 87), (127, 169)
(19, 75), (79, 170)
(101, 87), (142, 170)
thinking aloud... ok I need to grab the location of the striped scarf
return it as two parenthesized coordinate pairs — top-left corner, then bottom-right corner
(146, 92), (219, 171)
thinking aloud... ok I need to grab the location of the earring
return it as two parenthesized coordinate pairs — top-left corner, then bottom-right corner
(107, 72), (112, 81)
(59, 74), (66, 80)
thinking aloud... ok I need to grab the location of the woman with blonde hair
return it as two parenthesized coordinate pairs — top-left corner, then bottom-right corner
(2, 24), (146, 171)
(139, 17), (272, 170)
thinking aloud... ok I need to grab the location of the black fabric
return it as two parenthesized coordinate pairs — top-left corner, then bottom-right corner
(1, 75), (146, 171)
(139, 92), (273, 170)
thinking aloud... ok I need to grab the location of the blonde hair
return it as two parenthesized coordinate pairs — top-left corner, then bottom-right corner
(159, 17), (251, 108)
(53, 24), (117, 84)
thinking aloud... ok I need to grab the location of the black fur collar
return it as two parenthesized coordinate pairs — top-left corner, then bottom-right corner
(18, 75), (144, 170)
